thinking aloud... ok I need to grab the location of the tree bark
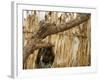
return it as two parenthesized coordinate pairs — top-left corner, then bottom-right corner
(23, 13), (90, 69)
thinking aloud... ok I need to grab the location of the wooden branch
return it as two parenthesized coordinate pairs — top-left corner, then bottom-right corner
(23, 13), (90, 69)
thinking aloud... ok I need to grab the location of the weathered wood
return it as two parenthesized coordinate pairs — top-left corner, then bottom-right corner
(23, 13), (90, 69)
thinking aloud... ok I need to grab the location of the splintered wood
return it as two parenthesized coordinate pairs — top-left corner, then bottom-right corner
(23, 10), (91, 69)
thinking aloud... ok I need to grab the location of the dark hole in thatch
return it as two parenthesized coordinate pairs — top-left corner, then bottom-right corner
(35, 47), (55, 68)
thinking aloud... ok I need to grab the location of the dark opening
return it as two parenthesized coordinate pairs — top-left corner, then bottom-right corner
(35, 47), (55, 68)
